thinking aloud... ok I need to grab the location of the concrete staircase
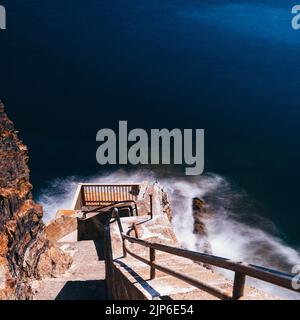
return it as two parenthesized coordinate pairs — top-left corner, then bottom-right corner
(33, 233), (107, 300)
(108, 215), (278, 300)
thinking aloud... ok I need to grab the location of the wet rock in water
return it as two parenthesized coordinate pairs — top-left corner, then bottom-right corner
(0, 101), (72, 299)
(192, 197), (212, 264)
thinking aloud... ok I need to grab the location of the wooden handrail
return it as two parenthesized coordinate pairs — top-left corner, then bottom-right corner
(112, 208), (300, 300)
(124, 243), (231, 299)
(82, 200), (138, 216)
(80, 184), (140, 206)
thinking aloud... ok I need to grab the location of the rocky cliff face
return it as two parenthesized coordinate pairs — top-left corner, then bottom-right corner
(0, 101), (72, 300)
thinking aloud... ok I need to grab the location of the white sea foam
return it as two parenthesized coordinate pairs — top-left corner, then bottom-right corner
(37, 170), (300, 299)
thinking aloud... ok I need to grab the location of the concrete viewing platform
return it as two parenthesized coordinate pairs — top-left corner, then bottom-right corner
(31, 182), (296, 300)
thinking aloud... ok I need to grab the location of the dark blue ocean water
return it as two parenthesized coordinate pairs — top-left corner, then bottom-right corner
(0, 1), (300, 246)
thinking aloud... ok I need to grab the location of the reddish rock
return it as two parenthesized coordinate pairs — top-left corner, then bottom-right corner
(0, 101), (72, 299)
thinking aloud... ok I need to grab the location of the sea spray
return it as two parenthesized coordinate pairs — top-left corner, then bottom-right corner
(37, 170), (300, 299)
(39, 170), (156, 222)
(163, 173), (300, 299)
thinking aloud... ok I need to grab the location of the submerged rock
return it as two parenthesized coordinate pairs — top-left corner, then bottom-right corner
(192, 197), (212, 258)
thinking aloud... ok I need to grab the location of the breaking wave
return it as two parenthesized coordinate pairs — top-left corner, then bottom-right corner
(161, 173), (300, 299)
(37, 170), (300, 299)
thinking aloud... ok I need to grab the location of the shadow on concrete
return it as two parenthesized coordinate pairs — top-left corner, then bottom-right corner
(114, 260), (171, 300)
(78, 214), (107, 241)
(93, 239), (105, 261)
(77, 214), (108, 261)
(55, 280), (107, 300)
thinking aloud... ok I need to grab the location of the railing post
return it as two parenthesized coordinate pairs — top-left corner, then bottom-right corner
(232, 272), (246, 300)
(113, 208), (127, 257)
(80, 185), (86, 207)
(132, 222), (140, 238)
(150, 248), (156, 279)
(149, 194), (153, 219)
